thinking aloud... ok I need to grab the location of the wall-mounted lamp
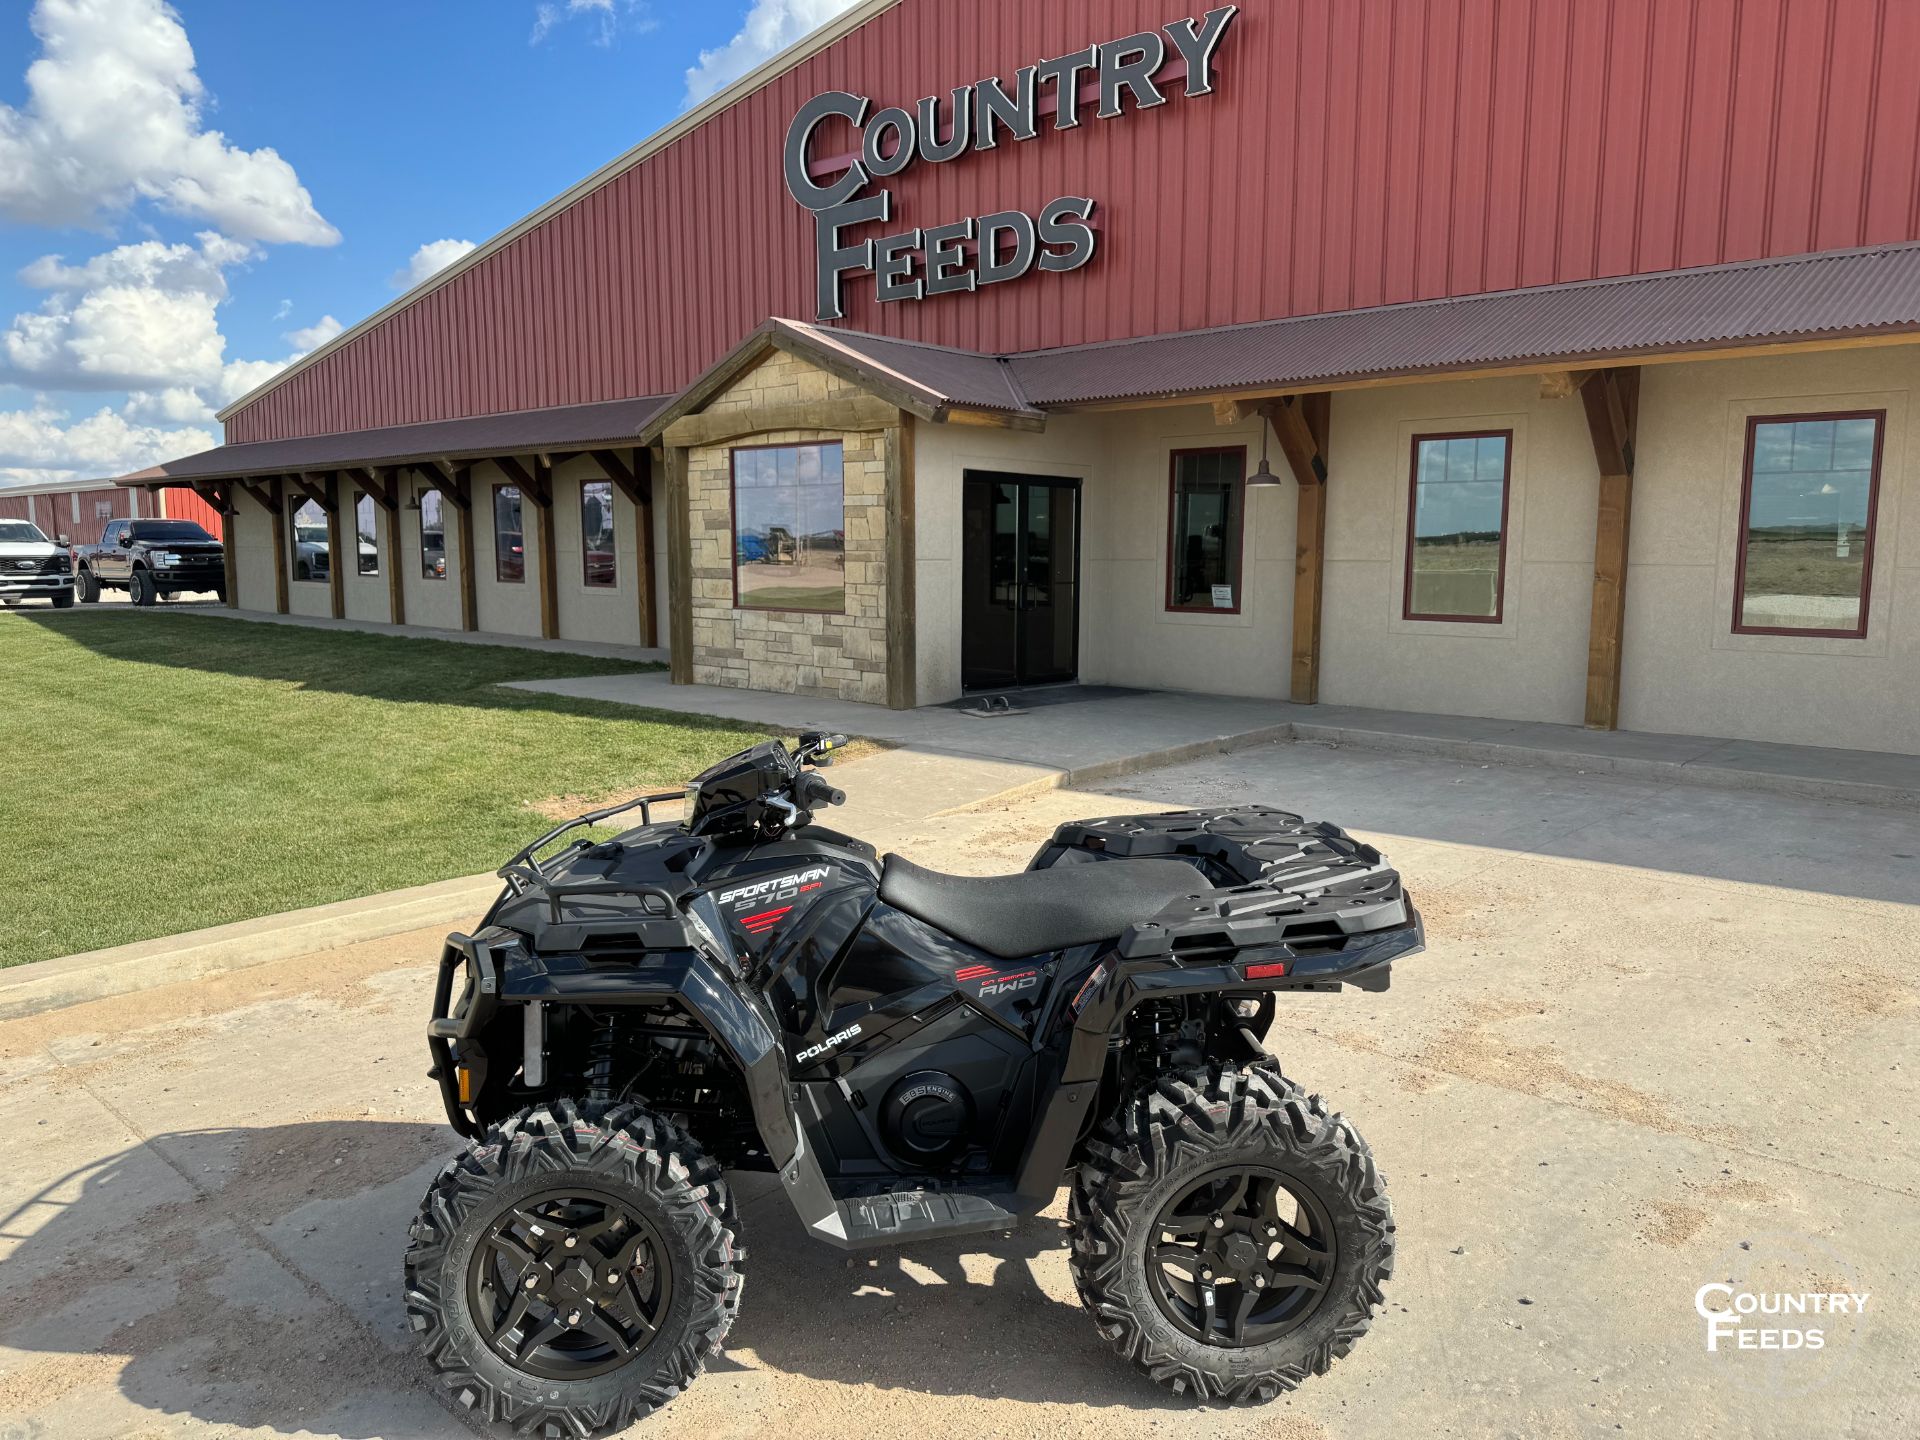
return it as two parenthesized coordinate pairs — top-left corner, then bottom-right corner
(1247, 402), (1285, 486)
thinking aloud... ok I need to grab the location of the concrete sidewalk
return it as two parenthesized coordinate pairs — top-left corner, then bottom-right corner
(507, 671), (1920, 809)
(48, 597), (668, 665)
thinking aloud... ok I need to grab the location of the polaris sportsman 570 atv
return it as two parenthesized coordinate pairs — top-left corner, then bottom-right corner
(407, 733), (1423, 1435)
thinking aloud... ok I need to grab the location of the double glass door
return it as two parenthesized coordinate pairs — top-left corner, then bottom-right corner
(961, 472), (1080, 691)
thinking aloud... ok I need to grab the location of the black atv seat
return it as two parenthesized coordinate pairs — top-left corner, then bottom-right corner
(878, 854), (1211, 961)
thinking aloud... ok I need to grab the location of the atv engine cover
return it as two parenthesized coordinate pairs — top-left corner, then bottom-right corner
(880, 1070), (973, 1165)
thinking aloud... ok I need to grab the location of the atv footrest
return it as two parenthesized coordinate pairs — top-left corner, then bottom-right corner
(834, 1189), (1016, 1247)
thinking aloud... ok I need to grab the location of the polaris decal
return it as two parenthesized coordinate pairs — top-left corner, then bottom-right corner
(795, 1023), (862, 1064)
(717, 867), (830, 910)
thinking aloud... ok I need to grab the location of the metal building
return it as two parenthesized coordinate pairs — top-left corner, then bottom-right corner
(112, 0), (1920, 754)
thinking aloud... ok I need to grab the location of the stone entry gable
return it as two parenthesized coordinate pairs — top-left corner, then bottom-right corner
(684, 349), (894, 704)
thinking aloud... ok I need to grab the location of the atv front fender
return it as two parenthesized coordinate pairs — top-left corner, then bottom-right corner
(428, 929), (798, 1166)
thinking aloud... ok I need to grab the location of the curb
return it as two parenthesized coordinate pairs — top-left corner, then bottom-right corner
(0, 872), (500, 1023)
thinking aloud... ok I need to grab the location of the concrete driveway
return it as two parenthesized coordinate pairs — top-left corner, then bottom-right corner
(1, 741), (1914, 1439)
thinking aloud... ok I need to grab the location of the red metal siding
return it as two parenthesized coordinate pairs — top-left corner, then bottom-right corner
(228, 0), (1920, 444)
(159, 485), (225, 540)
(0, 493), (30, 523)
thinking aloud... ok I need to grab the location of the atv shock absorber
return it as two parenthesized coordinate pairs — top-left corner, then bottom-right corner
(584, 1012), (619, 1107)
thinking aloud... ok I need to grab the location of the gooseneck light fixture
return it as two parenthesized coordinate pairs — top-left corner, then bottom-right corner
(1247, 400), (1285, 486)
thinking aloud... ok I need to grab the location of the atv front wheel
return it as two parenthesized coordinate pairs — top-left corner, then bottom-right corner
(404, 1099), (742, 1436)
(1068, 1062), (1393, 1403)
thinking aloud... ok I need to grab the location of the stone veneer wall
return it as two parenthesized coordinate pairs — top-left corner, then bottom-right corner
(686, 349), (891, 703)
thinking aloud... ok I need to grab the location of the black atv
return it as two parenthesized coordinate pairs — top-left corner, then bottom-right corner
(406, 733), (1422, 1434)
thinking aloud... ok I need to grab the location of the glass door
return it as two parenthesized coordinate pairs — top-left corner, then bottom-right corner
(961, 472), (1079, 690)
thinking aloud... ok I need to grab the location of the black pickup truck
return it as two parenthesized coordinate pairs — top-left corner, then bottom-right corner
(74, 518), (226, 606)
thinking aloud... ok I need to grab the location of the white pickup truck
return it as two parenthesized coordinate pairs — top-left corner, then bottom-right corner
(0, 518), (75, 608)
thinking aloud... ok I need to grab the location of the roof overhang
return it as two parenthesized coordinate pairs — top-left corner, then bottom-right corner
(115, 394), (670, 489)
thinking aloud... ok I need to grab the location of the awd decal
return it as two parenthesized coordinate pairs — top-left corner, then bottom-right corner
(955, 964), (1040, 999)
(795, 1023), (862, 1064)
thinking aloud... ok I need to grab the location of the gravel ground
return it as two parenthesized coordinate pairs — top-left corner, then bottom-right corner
(0, 740), (1914, 1439)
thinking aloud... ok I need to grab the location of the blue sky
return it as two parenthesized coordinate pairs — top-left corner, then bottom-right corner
(0, 0), (858, 485)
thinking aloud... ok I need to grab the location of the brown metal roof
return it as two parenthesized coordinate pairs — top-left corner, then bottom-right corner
(1004, 242), (1920, 406)
(775, 320), (1039, 417)
(119, 394), (671, 487)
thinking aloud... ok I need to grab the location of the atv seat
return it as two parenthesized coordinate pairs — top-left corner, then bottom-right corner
(878, 854), (1211, 961)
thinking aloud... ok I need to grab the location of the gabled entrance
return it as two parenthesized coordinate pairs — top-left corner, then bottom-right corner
(961, 471), (1080, 691)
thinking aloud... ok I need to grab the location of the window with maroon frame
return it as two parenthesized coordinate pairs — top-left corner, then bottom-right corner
(1734, 412), (1882, 638)
(493, 484), (524, 583)
(1166, 447), (1246, 612)
(732, 442), (844, 613)
(581, 479), (616, 588)
(1404, 431), (1512, 622)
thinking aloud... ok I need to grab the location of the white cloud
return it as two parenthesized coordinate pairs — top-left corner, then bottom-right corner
(284, 314), (342, 352)
(0, 397), (215, 484)
(1, 231), (345, 433)
(0, 0), (338, 245)
(532, 0), (655, 48)
(2, 232), (252, 393)
(390, 238), (478, 292)
(685, 0), (858, 104)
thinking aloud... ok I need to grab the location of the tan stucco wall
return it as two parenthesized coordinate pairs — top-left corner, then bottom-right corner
(551, 454), (644, 648)
(471, 459), (542, 639)
(1619, 347), (1920, 753)
(1318, 375), (1599, 724)
(912, 404), (1293, 705)
(232, 502), (275, 612)
(685, 350), (892, 703)
(399, 476), (463, 632)
(342, 491), (390, 624)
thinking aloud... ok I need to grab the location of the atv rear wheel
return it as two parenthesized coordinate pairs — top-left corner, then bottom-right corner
(404, 1099), (742, 1437)
(1068, 1061), (1393, 1404)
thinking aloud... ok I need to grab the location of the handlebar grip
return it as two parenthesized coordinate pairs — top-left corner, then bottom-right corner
(801, 774), (846, 807)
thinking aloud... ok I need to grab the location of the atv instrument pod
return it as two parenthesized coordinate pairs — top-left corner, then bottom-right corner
(408, 735), (1421, 1435)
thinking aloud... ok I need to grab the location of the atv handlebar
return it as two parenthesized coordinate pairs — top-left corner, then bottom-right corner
(797, 772), (845, 809)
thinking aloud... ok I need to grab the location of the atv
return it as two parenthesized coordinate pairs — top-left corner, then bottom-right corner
(406, 733), (1423, 1435)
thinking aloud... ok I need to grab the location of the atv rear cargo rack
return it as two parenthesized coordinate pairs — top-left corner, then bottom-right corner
(1034, 805), (1419, 991)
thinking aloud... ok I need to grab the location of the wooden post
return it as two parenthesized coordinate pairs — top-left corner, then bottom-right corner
(324, 474), (345, 620)
(268, 478), (289, 615)
(665, 446), (693, 685)
(196, 483), (239, 605)
(1272, 394), (1332, 704)
(1579, 368), (1640, 730)
(536, 459), (558, 640)
(883, 415), (917, 709)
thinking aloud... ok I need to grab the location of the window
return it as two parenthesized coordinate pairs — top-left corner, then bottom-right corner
(1166, 447), (1246, 612)
(420, 488), (446, 580)
(354, 492), (379, 575)
(1735, 412), (1882, 638)
(291, 497), (329, 582)
(581, 479), (617, 587)
(493, 484), (525, 583)
(732, 442), (845, 612)
(1404, 431), (1512, 622)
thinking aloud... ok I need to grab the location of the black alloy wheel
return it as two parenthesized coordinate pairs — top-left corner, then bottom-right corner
(405, 1099), (743, 1436)
(1068, 1060), (1394, 1404)
(1145, 1165), (1335, 1347)
(465, 1186), (672, 1381)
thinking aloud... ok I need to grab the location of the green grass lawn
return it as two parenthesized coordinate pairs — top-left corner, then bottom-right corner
(0, 613), (775, 967)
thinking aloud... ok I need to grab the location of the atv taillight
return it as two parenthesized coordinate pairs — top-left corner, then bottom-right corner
(1243, 961), (1290, 980)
